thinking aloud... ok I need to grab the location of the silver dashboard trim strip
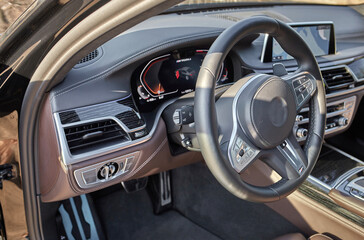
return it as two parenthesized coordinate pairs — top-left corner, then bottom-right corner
(307, 175), (332, 194)
(327, 85), (364, 99)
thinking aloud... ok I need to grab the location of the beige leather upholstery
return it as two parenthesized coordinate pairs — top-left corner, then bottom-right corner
(273, 233), (333, 240)
(273, 233), (306, 240)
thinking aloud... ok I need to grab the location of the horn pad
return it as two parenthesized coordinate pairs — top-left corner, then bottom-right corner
(237, 76), (296, 149)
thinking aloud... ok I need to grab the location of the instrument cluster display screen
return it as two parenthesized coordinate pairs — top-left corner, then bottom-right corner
(134, 49), (234, 111)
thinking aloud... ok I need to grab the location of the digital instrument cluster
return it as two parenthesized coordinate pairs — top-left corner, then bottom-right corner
(133, 49), (234, 111)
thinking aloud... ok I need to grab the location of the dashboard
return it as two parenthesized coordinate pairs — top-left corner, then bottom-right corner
(39, 4), (364, 201)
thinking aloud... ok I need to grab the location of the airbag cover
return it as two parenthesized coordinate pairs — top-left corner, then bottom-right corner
(239, 77), (296, 149)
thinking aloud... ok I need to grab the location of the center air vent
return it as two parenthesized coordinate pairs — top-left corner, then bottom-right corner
(64, 119), (129, 155)
(321, 66), (355, 91)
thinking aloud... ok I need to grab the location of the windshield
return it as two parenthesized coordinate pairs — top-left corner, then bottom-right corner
(179, 0), (364, 6)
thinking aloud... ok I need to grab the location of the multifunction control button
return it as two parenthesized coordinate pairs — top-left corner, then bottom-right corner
(173, 105), (194, 125)
(231, 137), (257, 166)
(292, 76), (314, 105)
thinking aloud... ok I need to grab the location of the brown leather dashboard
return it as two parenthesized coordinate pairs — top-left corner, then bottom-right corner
(38, 94), (203, 202)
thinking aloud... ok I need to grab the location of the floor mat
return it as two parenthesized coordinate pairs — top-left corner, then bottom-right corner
(58, 195), (105, 240)
(172, 163), (301, 240)
(92, 186), (221, 240)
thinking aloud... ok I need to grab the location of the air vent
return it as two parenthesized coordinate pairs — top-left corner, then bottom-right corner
(59, 110), (80, 124)
(78, 49), (99, 64)
(321, 66), (355, 91)
(116, 111), (145, 129)
(118, 97), (137, 111)
(64, 119), (129, 155)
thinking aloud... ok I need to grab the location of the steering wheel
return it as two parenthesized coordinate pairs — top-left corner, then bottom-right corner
(195, 17), (326, 203)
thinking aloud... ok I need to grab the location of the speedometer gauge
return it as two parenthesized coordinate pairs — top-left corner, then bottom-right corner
(134, 49), (234, 110)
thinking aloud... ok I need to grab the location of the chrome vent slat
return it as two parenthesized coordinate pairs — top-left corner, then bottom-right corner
(65, 122), (120, 137)
(68, 135), (126, 151)
(64, 119), (129, 155)
(66, 129), (123, 143)
(321, 66), (355, 91)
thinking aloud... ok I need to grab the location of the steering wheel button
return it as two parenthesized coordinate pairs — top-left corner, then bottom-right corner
(302, 89), (309, 98)
(246, 150), (254, 157)
(238, 149), (245, 157)
(297, 94), (304, 103)
(295, 88), (301, 96)
(236, 137), (243, 147)
(293, 80), (301, 88)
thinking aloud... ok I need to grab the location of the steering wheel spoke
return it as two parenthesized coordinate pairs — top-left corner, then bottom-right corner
(283, 72), (317, 111)
(264, 133), (308, 179)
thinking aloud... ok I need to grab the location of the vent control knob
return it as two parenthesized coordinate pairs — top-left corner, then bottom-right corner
(338, 117), (349, 126)
(296, 128), (308, 138)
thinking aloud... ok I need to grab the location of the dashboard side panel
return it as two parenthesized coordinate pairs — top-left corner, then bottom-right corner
(39, 102), (203, 201)
(38, 94), (63, 196)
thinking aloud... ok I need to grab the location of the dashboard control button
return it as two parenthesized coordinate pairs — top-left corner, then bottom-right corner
(131, 128), (148, 140)
(182, 138), (193, 148)
(82, 169), (97, 184)
(295, 115), (303, 122)
(180, 105), (194, 124)
(296, 128), (308, 138)
(173, 109), (181, 125)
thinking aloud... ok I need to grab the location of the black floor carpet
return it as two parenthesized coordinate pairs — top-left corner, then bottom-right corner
(172, 163), (301, 240)
(92, 163), (301, 240)
(93, 186), (221, 240)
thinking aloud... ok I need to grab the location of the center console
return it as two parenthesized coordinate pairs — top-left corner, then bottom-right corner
(307, 144), (364, 221)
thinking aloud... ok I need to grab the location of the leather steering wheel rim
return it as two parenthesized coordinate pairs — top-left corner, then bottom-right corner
(195, 16), (326, 202)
